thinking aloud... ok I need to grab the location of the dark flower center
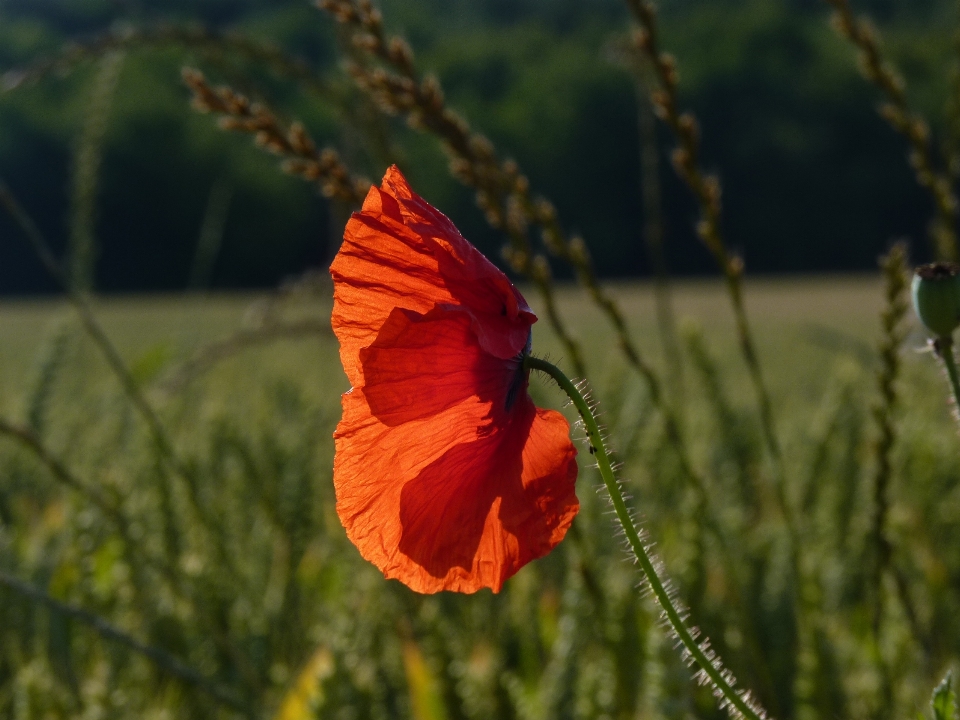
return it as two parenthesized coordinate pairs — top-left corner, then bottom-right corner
(504, 330), (533, 412)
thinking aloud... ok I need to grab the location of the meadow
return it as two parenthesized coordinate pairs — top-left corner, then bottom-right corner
(0, 276), (958, 719)
(3, 0), (960, 717)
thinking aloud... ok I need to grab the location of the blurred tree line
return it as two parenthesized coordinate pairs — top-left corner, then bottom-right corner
(0, 0), (955, 292)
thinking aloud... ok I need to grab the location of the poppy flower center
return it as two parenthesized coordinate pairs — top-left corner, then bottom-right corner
(504, 330), (533, 413)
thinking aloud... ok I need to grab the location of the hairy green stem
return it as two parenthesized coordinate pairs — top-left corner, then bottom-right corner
(526, 355), (767, 720)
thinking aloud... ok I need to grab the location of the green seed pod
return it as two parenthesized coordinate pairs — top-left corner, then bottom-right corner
(912, 262), (960, 337)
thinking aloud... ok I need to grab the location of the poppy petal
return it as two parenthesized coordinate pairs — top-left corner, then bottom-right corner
(330, 166), (580, 595)
(331, 166), (535, 387)
(335, 388), (578, 594)
(359, 306), (516, 426)
(333, 388), (497, 583)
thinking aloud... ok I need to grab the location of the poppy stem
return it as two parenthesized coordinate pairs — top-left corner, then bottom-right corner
(526, 355), (768, 720)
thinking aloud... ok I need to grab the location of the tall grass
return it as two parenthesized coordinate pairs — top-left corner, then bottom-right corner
(1, 0), (959, 718)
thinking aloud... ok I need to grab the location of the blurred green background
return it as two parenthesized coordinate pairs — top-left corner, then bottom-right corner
(2, 2), (960, 720)
(1, 0), (956, 292)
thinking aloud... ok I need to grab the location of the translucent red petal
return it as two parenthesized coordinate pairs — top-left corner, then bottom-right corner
(330, 166), (579, 593)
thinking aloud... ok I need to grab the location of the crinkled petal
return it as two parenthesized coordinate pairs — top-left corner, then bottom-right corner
(334, 390), (578, 593)
(360, 306), (516, 426)
(333, 389), (491, 569)
(331, 166), (535, 387)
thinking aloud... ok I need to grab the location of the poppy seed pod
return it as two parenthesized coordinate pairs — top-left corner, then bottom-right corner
(912, 262), (960, 338)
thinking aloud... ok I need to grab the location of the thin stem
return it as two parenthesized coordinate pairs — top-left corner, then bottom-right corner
(526, 356), (767, 720)
(937, 337), (960, 423)
(635, 68), (683, 406)
(623, 1), (797, 561)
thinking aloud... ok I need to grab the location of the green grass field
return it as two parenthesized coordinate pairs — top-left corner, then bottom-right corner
(0, 276), (958, 720)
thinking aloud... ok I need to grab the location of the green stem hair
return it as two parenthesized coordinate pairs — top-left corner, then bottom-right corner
(526, 355), (767, 720)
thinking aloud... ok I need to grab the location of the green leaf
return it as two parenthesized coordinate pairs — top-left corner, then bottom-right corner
(931, 673), (958, 720)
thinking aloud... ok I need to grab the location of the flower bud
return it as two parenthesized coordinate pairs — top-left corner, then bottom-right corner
(912, 262), (960, 337)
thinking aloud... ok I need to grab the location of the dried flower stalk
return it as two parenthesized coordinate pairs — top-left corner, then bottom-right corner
(871, 243), (925, 648)
(622, 0), (795, 543)
(183, 68), (370, 205)
(317, 0), (589, 376)
(825, 0), (959, 261)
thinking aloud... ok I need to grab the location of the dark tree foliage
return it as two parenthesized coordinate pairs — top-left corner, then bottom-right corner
(0, 0), (954, 291)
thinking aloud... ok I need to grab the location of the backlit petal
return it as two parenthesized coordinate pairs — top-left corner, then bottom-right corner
(334, 391), (578, 594)
(331, 166), (535, 387)
(330, 166), (580, 594)
(360, 306), (516, 426)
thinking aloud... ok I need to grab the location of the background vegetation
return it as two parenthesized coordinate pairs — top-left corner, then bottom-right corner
(2, 0), (959, 291)
(0, 279), (958, 720)
(1, 1), (960, 719)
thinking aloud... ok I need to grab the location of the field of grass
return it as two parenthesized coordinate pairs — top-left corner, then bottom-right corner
(0, 276), (958, 720)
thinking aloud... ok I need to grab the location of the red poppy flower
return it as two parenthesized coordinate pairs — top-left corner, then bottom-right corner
(330, 166), (579, 594)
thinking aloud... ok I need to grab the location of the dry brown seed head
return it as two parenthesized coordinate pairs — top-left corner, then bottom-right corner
(420, 75), (444, 107)
(671, 148), (691, 172)
(632, 28), (650, 50)
(910, 119), (929, 144)
(501, 246), (525, 271)
(696, 220), (711, 241)
(535, 199), (556, 223)
(288, 122), (315, 154)
(483, 208), (502, 229)
(650, 90), (670, 119)
(388, 37), (414, 68)
(678, 113), (699, 144)
(878, 103), (902, 126)
(469, 134), (495, 161)
(531, 255), (552, 282)
(365, 8), (383, 28)
(281, 159), (307, 177)
(728, 255), (745, 277)
(569, 236), (589, 264)
(354, 33), (381, 53)
(703, 175), (721, 206)
(506, 195), (527, 232)
(449, 158), (472, 179)
(659, 53), (677, 85)
(446, 112), (470, 138)
(856, 17), (877, 44)
(828, 13), (851, 35)
(406, 110), (425, 129)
